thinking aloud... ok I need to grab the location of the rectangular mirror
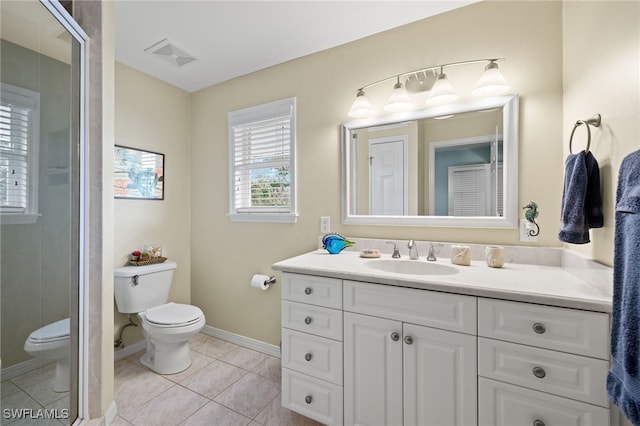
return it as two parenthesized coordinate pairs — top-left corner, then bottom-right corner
(341, 94), (518, 227)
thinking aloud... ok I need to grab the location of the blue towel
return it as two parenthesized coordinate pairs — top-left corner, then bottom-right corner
(585, 151), (604, 228)
(608, 149), (640, 424)
(558, 151), (603, 243)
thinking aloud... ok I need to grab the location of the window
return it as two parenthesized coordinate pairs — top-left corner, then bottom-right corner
(0, 83), (40, 224)
(228, 97), (296, 223)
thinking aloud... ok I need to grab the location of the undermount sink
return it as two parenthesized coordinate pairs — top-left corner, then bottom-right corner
(365, 259), (459, 276)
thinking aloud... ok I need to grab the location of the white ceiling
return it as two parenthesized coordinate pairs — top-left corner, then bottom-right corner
(114, 1), (475, 93)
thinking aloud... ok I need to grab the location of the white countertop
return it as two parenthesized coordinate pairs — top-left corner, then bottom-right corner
(272, 249), (613, 313)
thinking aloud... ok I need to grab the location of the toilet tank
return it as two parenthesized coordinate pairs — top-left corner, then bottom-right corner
(114, 261), (177, 314)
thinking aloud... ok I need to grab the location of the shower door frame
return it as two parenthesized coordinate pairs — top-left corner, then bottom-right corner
(39, 0), (89, 422)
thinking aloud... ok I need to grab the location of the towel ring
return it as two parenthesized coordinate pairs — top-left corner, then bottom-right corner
(569, 114), (601, 154)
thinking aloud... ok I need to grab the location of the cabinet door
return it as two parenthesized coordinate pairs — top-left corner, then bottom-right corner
(344, 312), (403, 426)
(404, 323), (477, 426)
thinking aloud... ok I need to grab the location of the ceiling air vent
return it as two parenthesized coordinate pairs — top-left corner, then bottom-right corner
(144, 38), (197, 67)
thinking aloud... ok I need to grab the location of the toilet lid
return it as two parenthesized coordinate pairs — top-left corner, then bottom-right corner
(29, 318), (70, 343)
(145, 302), (202, 326)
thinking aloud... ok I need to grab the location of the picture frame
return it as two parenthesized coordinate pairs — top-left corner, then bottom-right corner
(114, 145), (164, 200)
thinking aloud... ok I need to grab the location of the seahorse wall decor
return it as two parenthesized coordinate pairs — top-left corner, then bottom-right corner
(522, 201), (540, 237)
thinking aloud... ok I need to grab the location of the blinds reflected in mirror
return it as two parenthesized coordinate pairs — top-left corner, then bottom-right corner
(0, 83), (39, 214)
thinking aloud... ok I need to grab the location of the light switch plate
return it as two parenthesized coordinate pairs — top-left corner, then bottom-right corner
(320, 216), (331, 234)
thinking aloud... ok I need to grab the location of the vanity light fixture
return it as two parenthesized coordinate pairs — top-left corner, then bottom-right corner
(348, 58), (510, 119)
(348, 89), (375, 118)
(384, 76), (413, 112)
(425, 67), (459, 106)
(472, 60), (511, 96)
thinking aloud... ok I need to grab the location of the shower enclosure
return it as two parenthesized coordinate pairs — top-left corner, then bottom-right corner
(1, 1), (87, 424)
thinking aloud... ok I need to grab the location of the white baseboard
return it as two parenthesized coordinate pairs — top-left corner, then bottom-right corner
(1, 357), (49, 380)
(114, 341), (146, 362)
(201, 325), (281, 358)
(104, 400), (118, 425)
(112, 327), (280, 361)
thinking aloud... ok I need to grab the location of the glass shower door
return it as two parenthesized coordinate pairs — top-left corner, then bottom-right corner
(0, 1), (85, 424)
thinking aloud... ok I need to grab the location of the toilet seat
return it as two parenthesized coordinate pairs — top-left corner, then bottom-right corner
(144, 302), (203, 327)
(27, 318), (70, 344)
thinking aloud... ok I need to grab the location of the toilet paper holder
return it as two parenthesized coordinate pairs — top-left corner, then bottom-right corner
(251, 274), (277, 290)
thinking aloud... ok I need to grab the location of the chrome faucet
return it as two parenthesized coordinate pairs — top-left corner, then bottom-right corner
(407, 240), (419, 260)
(386, 241), (401, 258)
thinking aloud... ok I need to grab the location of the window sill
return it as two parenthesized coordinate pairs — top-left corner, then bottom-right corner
(1, 213), (41, 225)
(228, 212), (298, 224)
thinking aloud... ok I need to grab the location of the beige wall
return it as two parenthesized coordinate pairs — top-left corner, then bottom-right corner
(190, 1), (565, 346)
(111, 0), (638, 351)
(563, 1), (640, 266)
(113, 63), (192, 346)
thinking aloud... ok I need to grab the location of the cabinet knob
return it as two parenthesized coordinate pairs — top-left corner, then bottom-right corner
(304, 316), (312, 325)
(404, 335), (414, 345)
(305, 353), (312, 362)
(532, 322), (546, 334)
(532, 366), (546, 379)
(304, 287), (312, 295)
(305, 395), (313, 404)
(533, 420), (546, 426)
(390, 332), (400, 341)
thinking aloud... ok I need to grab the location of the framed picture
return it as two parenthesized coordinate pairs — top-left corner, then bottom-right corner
(114, 145), (164, 200)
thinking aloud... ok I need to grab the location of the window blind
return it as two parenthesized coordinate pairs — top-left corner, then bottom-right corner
(229, 98), (295, 220)
(448, 164), (491, 216)
(0, 99), (31, 213)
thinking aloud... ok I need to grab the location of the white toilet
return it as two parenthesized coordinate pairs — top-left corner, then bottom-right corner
(113, 261), (205, 374)
(24, 318), (70, 392)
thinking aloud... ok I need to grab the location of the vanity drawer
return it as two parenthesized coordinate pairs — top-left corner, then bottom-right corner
(478, 298), (609, 358)
(282, 328), (343, 385)
(282, 273), (342, 309)
(282, 300), (343, 341)
(282, 368), (343, 426)
(478, 337), (609, 406)
(343, 280), (476, 335)
(479, 378), (609, 426)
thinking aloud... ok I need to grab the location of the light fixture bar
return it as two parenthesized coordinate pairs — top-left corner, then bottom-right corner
(355, 58), (505, 92)
(348, 58), (510, 119)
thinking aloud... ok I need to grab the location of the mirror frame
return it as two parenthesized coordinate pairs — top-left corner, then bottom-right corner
(341, 94), (519, 228)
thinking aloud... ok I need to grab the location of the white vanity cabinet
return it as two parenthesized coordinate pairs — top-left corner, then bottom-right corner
(477, 298), (611, 426)
(277, 266), (614, 426)
(343, 280), (477, 426)
(281, 273), (344, 426)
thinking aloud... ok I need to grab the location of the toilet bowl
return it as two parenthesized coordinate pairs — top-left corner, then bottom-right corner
(137, 302), (205, 374)
(24, 318), (70, 392)
(113, 261), (206, 375)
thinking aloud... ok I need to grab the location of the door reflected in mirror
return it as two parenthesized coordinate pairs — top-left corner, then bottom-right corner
(342, 95), (518, 228)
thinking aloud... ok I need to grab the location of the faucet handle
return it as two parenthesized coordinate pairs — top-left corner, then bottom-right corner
(426, 244), (436, 261)
(426, 243), (443, 261)
(386, 241), (401, 258)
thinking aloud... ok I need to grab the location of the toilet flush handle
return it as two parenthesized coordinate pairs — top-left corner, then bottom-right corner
(132, 275), (139, 286)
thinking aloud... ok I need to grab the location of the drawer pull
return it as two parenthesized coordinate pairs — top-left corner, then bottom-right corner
(532, 322), (546, 334)
(305, 353), (312, 362)
(391, 332), (400, 341)
(404, 335), (414, 345)
(532, 366), (546, 378)
(304, 316), (313, 325)
(533, 420), (545, 426)
(304, 287), (312, 295)
(305, 395), (313, 404)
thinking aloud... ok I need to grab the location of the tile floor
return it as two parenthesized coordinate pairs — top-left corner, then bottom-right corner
(1, 333), (321, 425)
(112, 333), (321, 425)
(1, 361), (70, 426)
